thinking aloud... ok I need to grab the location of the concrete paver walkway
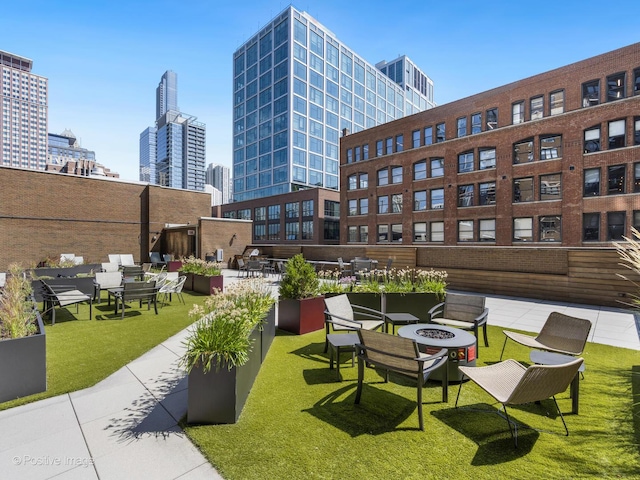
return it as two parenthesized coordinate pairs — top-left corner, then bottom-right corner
(1, 269), (638, 479)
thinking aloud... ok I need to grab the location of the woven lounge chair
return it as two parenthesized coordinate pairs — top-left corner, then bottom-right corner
(500, 312), (592, 360)
(323, 294), (385, 353)
(355, 329), (449, 431)
(456, 357), (584, 446)
(428, 293), (489, 350)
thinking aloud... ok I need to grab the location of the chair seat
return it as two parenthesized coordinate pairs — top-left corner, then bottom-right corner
(331, 319), (384, 331)
(56, 290), (91, 307)
(431, 317), (482, 330)
(502, 330), (578, 356)
(459, 360), (526, 403)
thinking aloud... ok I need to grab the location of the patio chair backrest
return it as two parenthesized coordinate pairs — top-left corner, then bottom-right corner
(352, 259), (372, 272)
(95, 271), (122, 289)
(102, 262), (119, 272)
(324, 294), (354, 322)
(120, 254), (135, 266)
(0, 272), (6, 288)
(162, 254), (172, 262)
(536, 312), (592, 355)
(508, 358), (584, 405)
(60, 253), (75, 262)
(358, 328), (420, 375)
(149, 252), (162, 264)
(108, 254), (121, 265)
(443, 293), (486, 323)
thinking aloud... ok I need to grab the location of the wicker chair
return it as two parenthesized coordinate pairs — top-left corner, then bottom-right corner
(456, 357), (584, 446)
(323, 294), (385, 353)
(428, 293), (489, 349)
(500, 312), (592, 360)
(355, 329), (449, 431)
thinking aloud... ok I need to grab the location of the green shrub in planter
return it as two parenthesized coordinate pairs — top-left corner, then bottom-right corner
(0, 264), (38, 339)
(279, 254), (319, 300)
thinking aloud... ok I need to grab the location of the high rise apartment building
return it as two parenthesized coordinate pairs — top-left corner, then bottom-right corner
(232, 6), (434, 201)
(205, 163), (231, 204)
(139, 70), (206, 190)
(46, 129), (118, 177)
(1, 50), (48, 170)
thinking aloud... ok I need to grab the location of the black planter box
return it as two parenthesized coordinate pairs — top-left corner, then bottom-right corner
(0, 308), (47, 403)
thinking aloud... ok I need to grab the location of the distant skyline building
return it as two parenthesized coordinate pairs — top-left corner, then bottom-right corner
(156, 70), (178, 120)
(206, 163), (231, 204)
(46, 129), (118, 177)
(140, 70), (206, 190)
(232, 6), (434, 201)
(0, 50), (48, 170)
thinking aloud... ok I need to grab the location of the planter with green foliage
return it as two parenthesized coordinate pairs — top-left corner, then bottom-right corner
(278, 254), (324, 335)
(0, 265), (47, 403)
(180, 256), (224, 294)
(183, 279), (275, 424)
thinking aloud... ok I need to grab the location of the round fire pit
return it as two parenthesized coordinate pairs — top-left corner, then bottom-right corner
(397, 324), (477, 382)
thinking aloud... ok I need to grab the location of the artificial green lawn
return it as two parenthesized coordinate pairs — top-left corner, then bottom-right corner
(0, 291), (207, 411)
(184, 326), (640, 480)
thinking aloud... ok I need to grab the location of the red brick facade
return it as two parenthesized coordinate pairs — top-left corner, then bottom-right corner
(340, 43), (640, 247)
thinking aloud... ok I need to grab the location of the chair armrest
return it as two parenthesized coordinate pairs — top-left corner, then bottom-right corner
(352, 304), (384, 319)
(324, 311), (364, 329)
(415, 348), (448, 363)
(474, 308), (489, 324)
(428, 302), (444, 317)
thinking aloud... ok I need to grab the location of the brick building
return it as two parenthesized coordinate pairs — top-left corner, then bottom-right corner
(217, 187), (340, 245)
(340, 42), (640, 247)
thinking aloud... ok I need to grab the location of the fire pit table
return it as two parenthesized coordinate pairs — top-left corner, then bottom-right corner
(397, 324), (477, 382)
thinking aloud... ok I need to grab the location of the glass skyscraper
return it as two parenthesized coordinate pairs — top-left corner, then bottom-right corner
(232, 6), (434, 201)
(156, 70), (178, 120)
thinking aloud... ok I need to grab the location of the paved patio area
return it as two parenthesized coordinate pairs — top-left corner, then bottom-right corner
(1, 269), (638, 479)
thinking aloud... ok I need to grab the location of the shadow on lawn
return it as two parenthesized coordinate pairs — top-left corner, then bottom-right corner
(432, 404), (538, 462)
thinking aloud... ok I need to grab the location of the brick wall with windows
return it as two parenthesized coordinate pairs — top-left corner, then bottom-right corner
(341, 42), (640, 246)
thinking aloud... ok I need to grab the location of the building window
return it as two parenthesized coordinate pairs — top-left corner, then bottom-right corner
(458, 220), (474, 242)
(584, 126), (600, 153)
(431, 158), (444, 177)
(325, 200), (340, 217)
(302, 221), (313, 240)
(381, 165), (400, 186)
(458, 152), (474, 173)
(377, 224), (389, 242)
(359, 173), (368, 189)
(359, 225), (369, 243)
(514, 139), (533, 164)
(414, 222), (427, 242)
(414, 160), (427, 180)
(550, 90), (564, 115)
(348, 226), (357, 243)
(540, 135), (562, 160)
(414, 190), (427, 211)
(540, 173), (561, 200)
(608, 164), (626, 194)
(424, 126), (433, 145)
(431, 221), (444, 242)
(268, 204), (280, 220)
(268, 223), (280, 240)
(634, 211), (640, 231)
(486, 107), (498, 130)
(635, 117), (640, 145)
(348, 174), (357, 190)
(346, 148), (353, 163)
(395, 134), (403, 152)
(354, 146), (361, 162)
(254, 206), (266, 221)
(302, 200), (314, 216)
(514, 177), (534, 202)
(286, 202), (299, 218)
(530, 96), (543, 120)
(436, 122), (445, 143)
(583, 213), (600, 241)
(584, 168), (600, 196)
(582, 79), (600, 107)
(607, 72), (626, 102)
(479, 182), (496, 205)
(471, 113), (482, 134)
(285, 221), (299, 240)
(635, 68), (640, 96)
(513, 217), (533, 242)
(377, 168), (389, 186)
(391, 194), (403, 213)
(254, 224), (266, 241)
(359, 198), (369, 215)
(457, 117), (467, 137)
(324, 219), (340, 240)
(391, 224), (402, 242)
(635, 163), (640, 193)
(512, 101), (524, 124)
(540, 216), (561, 242)
(609, 119), (626, 149)
(376, 139), (383, 156)
(479, 148), (496, 169)
(237, 208), (251, 220)
(348, 199), (358, 216)
(378, 196), (389, 214)
(431, 188), (444, 209)
(458, 184), (474, 207)
(412, 130), (420, 148)
(479, 219), (496, 242)
(608, 211), (626, 240)
(363, 144), (369, 159)
(385, 137), (393, 154)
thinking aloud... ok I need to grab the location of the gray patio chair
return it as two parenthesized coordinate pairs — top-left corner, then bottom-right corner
(355, 328), (449, 431)
(94, 271), (123, 303)
(101, 262), (119, 272)
(237, 258), (248, 277)
(428, 293), (489, 350)
(247, 260), (263, 277)
(337, 257), (352, 278)
(149, 252), (167, 269)
(323, 294), (385, 353)
(159, 275), (187, 305)
(42, 281), (93, 326)
(500, 312), (592, 360)
(456, 357), (584, 447)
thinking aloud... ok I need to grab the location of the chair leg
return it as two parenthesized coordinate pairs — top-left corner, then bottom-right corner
(483, 324), (489, 347)
(499, 336), (509, 361)
(503, 405), (518, 448)
(354, 357), (364, 404)
(552, 396), (570, 436)
(417, 375), (424, 431)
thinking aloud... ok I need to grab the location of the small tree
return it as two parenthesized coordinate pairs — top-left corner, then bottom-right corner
(0, 264), (38, 339)
(278, 254), (319, 299)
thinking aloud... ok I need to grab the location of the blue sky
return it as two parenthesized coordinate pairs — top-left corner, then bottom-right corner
(2, 1), (638, 181)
